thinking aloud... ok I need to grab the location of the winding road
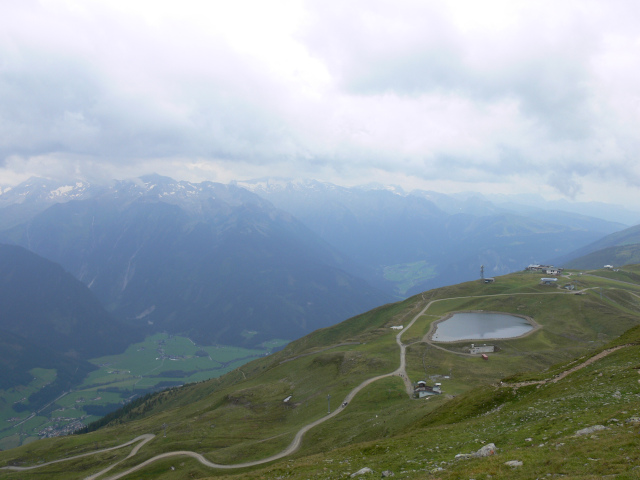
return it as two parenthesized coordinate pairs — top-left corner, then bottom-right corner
(0, 434), (155, 477)
(90, 299), (434, 479)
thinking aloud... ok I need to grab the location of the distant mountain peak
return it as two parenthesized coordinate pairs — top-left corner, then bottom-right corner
(355, 182), (407, 196)
(236, 177), (339, 193)
(138, 173), (176, 186)
(238, 178), (410, 196)
(0, 177), (95, 206)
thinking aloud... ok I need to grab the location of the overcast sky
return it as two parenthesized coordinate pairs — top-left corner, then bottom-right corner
(1, 0), (639, 204)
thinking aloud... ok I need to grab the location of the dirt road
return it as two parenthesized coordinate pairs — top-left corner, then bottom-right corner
(100, 299), (435, 479)
(0, 434), (154, 476)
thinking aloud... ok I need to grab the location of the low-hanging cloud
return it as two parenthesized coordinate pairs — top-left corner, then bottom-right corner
(0, 0), (639, 204)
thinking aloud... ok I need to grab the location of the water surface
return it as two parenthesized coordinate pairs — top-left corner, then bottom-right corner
(431, 312), (534, 342)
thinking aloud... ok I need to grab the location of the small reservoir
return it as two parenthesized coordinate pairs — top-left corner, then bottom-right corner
(431, 312), (535, 342)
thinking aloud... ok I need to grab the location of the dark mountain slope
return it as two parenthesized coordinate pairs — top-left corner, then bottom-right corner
(0, 328), (93, 393)
(557, 223), (640, 267)
(0, 244), (136, 418)
(563, 244), (640, 270)
(240, 180), (447, 269)
(0, 244), (135, 358)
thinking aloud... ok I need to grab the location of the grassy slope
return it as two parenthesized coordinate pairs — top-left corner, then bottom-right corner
(1, 267), (640, 479)
(226, 327), (640, 480)
(564, 243), (640, 270)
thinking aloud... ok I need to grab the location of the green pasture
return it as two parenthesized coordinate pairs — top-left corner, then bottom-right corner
(80, 332), (277, 394)
(220, 340), (640, 480)
(0, 334), (287, 450)
(0, 368), (57, 428)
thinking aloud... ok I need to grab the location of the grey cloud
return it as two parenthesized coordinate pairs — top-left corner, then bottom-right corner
(0, 47), (303, 168)
(303, 1), (601, 142)
(340, 40), (593, 142)
(0, 55), (102, 162)
(1, 1), (639, 205)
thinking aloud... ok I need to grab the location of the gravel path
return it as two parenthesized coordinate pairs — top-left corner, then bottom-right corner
(503, 344), (631, 390)
(0, 434), (154, 475)
(101, 299), (435, 479)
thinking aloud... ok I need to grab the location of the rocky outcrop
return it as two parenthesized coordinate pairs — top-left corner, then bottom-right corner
(455, 443), (497, 460)
(575, 425), (607, 436)
(351, 467), (373, 477)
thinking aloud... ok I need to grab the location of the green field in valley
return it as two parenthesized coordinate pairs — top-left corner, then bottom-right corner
(0, 334), (288, 450)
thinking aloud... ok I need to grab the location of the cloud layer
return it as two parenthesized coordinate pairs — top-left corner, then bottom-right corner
(1, 0), (639, 202)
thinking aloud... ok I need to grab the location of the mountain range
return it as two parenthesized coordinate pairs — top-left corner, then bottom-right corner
(2, 176), (637, 333)
(238, 178), (631, 294)
(0, 175), (389, 347)
(1, 174), (637, 351)
(555, 223), (640, 269)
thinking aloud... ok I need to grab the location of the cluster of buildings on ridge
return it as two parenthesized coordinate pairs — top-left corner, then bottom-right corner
(526, 264), (563, 275)
(484, 264), (564, 285)
(526, 264), (565, 286)
(488, 264), (620, 286)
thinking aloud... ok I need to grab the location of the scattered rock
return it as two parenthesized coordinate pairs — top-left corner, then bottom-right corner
(626, 416), (640, 425)
(351, 467), (373, 477)
(524, 437), (533, 442)
(575, 425), (607, 436)
(504, 460), (523, 467)
(456, 443), (497, 460)
(473, 443), (497, 457)
(381, 470), (394, 477)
